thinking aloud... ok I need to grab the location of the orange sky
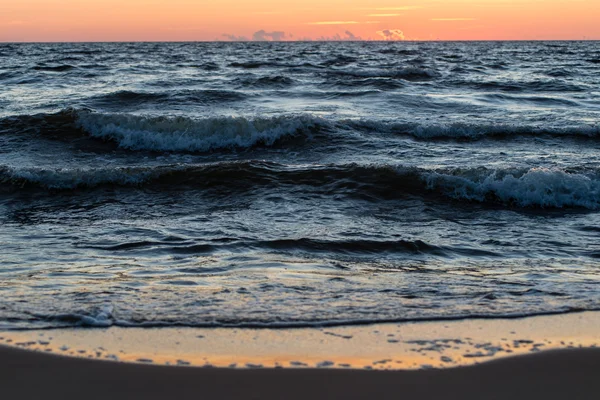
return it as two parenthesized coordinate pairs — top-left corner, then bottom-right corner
(1, 0), (599, 42)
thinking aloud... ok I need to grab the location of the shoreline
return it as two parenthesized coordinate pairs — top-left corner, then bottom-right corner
(1, 311), (599, 370)
(2, 312), (600, 399)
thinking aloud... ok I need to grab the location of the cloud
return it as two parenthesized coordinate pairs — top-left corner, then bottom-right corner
(221, 33), (249, 41)
(314, 31), (363, 41)
(308, 21), (360, 25)
(344, 31), (360, 40)
(367, 14), (401, 17)
(252, 30), (286, 41)
(376, 29), (405, 41)
(431, 18), (476, 21)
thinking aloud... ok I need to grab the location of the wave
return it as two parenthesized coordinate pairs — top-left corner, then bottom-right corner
(75, 111), (324, 151)
(324, 66), (438, 81)
(3, 110), (600, 148)
(340, 119), (600, 140)
(83, 237), (500, 259)
(378, 48), (420, 56)
(89, 89), (249, 108)
(61, 49), (104, 56)
(5, 303), (595, 330)
(480, 93), (580, 107)
(234, 75), (295, 88)
(228, 61), (273, 69)
(324, 77), (406, 90)
(543, 68), (573, 78)
(3, 162), (599, 209)
(319, 55), (358, 67)
(253, 238), (498, 257)
(192, 62), (220, 71)
(0, 71), (19, 81)
(451, 79), (585, 93)
(423, 167), (600, 209)
(31, 64), (76, 72)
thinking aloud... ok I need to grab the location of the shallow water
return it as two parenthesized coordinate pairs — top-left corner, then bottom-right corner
(1, 41), (599, 329)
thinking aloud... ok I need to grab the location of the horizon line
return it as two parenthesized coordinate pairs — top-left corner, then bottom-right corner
(1, 39), (599, 44)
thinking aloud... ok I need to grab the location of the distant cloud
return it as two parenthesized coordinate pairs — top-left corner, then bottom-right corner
(222, 33), (249, 41)
(367, 14), (401, 17)
(344, 31), (360, 40)
(431, 18), (476, 21)
(314, 31), (363, 41)
(252, 30), (286, 41)
(376, 29), (405, 40)
(308, 21), (360, 25)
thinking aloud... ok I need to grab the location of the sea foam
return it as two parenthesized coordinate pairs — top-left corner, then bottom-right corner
(75, 111), (324, 152)
(3, 161), (600, 209)
(423, 167), (600, 209)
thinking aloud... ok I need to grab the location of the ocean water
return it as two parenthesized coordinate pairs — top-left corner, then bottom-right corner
(1, 41), (599, 329)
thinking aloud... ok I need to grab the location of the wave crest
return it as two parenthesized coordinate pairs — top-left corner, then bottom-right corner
(341, 119), (600, 140)
(75, 111), (325, 152)
(425, 167), (600, 209)
(3, 161), (599, 209)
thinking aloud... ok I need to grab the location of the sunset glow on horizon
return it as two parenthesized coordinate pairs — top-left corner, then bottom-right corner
(1, 0), (600, 42)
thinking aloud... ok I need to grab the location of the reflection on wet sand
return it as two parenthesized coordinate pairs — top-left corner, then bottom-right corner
(2, 311), (598, 370)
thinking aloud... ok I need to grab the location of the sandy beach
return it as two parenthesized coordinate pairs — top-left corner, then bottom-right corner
(2, 312), (600, 399)
(2, 344), (599, 400)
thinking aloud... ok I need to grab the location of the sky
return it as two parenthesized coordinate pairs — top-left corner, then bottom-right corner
(1, 0), (599, 42)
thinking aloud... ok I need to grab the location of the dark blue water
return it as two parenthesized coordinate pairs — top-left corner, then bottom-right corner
(1, 41), (600, 329)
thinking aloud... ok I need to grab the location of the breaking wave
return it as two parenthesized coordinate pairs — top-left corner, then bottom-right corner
(341, 119), (600, 140)
(3, 162), (599, 209)
(75, 111), (325, 152)
(3, 110), (599, 149)
(424, 167), (600, 209)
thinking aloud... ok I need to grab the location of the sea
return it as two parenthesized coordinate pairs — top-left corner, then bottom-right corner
(0, 41), (599, 330)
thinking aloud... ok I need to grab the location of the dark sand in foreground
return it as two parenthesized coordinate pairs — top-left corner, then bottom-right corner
(2, 345), (599, 400)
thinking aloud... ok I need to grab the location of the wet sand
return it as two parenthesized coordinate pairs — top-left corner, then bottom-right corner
(2, 312), (600, 399)
(2, 311), (599, 369)
(2, 344), (600, 400)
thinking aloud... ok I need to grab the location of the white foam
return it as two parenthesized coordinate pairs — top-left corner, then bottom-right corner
(79, 305), (114, 327)
(75, 111), (324, 152)
(4, 163), (600, 209)
(423, 167), (600, 209)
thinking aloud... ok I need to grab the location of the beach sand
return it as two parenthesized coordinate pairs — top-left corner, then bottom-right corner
(2, 312), (600, 399)
(2, 345), (599, 400)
